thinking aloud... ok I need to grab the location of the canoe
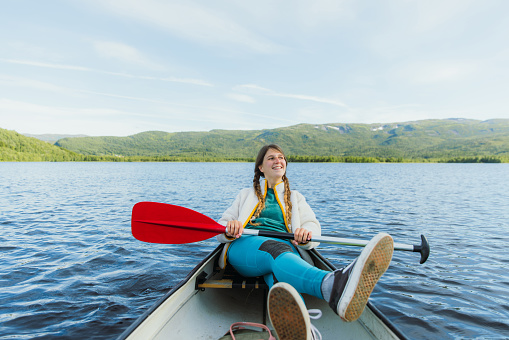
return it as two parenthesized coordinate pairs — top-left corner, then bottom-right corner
(118, 245), (407, 340)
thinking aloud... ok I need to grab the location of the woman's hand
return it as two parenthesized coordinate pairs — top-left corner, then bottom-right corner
(292, 228), (312, 246)
(226, 220), (244, 239)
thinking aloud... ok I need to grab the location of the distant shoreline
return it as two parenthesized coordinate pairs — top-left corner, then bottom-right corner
(1, 155), (506, 163)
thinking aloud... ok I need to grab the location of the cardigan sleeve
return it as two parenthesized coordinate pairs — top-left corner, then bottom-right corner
(294, 191), (321, 250)
(216, 189), (248, 243)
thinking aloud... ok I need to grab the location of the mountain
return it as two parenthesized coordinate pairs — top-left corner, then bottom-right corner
(0, 129), (122, 161)
(53, 119), (509, 161)
(0, 128), (84, 161)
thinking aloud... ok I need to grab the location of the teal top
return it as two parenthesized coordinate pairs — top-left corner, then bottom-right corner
(246, 188), (288, 233)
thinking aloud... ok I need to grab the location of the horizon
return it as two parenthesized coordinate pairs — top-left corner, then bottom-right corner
(1, 1), (509, 136)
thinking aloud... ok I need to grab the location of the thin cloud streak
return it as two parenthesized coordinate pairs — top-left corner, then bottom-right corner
(84, 90), (295, 123)
(0, 59), (213, 87)
(0, 73), (295, 125)
(0, 97), (295, 135)
(235, 84), (347, 107)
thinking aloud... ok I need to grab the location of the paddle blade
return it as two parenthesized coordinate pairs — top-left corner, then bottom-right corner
(131, 202), (224, 244)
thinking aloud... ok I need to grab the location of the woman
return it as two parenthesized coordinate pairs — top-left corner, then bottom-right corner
(217, 144), (393, 340)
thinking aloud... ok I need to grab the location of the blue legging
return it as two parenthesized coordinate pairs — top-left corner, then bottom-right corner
(227, 235), (327, 299)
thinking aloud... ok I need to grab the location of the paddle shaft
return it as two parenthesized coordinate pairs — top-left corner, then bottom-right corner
(133, 216), (430, 263)
(242, 228), (414, 251)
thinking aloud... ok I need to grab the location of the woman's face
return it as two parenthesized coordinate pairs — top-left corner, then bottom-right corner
(258, 148), (286, 182)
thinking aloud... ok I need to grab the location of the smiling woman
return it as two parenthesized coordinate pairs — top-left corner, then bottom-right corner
(216, 144), (395, 339)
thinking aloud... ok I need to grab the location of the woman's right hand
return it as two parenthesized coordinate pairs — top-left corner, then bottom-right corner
(226, 220), (244, 238)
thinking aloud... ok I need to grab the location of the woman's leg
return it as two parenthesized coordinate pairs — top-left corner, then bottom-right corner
(227, 236), (327, 299)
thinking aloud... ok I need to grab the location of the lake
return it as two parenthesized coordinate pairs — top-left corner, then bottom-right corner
(1, 162), (508, 339)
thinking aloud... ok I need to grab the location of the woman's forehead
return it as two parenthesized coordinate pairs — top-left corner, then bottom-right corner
(265, 148), (284, 157)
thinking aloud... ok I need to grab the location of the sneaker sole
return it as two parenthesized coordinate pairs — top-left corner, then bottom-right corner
(338, 233), (394, 322)
(268, 282), (310, 340)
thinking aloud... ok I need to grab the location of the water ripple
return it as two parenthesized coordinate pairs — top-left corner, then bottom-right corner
(1, 162), (509, 339)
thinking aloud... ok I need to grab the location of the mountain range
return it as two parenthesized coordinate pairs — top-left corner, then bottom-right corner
(2, 118), (509, 162)
(54, 118), (509, 161)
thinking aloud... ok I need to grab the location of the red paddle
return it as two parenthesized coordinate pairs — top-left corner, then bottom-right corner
(131, 201), (430, 263)
(131, 201), (225, 244)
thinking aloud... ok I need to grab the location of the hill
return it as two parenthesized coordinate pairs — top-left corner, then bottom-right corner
(0, 128), (85, 161)
(0, 128), (122, 162)
(53, 119), (509, 162)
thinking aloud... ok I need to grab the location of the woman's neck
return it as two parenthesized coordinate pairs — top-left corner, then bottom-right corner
(266, 177), (282, 189)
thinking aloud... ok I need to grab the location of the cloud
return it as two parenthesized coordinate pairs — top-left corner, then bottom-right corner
(0, 59), (213, 86)
(0, 75), (74, 94)
(0, 98), (143, 135)
(1, 59), (91, 72)
(397, 61), (477, 84)
(160, 76), (213, 87)
(0, 98), (130, 118)
(92, 40), (164, 70)
(234, 84), (347, 107)
(89, 0), (284, 54)
(226, 93), (256, 104)
(0, 96), (300, 135)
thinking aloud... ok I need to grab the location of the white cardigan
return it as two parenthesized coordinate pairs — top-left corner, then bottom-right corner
(216, 179), (321, 268)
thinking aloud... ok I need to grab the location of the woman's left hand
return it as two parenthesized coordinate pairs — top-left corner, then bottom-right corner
(292, 228), (312, 246)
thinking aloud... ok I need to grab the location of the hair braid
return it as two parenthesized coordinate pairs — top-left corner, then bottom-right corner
(283, 174), (292, 227)
(251, 170), (265, 224)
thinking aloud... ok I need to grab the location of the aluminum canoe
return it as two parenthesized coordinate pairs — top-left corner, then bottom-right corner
(118, 245), (407, 340)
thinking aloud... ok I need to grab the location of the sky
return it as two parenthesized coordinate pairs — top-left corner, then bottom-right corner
(1, 0), (508, 136)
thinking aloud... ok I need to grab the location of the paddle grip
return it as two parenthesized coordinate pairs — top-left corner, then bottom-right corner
(412, 235), (430, 264)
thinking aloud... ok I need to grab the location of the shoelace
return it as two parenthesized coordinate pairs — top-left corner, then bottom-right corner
(307, 309), (323, 340)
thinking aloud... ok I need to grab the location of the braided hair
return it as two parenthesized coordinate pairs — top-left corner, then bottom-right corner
(251, 144), (292, 227)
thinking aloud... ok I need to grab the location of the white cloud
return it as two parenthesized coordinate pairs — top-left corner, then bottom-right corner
(411, 0), (478, 33)
(0, 98), (129, 118)
(397, 61), (477, 84)
(0, 75), (74, 94)
(1, 59), (91, 72)
(0, 59), (213, 86)
(234, 84), (347, 107)
(160, 76), (213, 87)
(92, 40), (164, 70)
(0, 98), (143, 135)
(226, 93), (256, 104)
(90, 0), (284, 54)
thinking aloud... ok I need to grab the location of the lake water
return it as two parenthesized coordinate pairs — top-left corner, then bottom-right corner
(1, 162), (508, 339)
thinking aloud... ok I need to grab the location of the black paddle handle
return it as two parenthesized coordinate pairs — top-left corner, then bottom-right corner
(413, 235), (430, 264)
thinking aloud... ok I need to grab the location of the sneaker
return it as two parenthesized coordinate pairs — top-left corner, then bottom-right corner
(268, 282), (312, 340)
(328, 232), (393, 322)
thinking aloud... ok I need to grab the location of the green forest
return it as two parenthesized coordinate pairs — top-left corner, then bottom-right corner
(2, 119), (509, 162)
(0, 129), (124, 162)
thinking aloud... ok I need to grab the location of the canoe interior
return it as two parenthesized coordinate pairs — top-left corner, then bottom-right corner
(121, 246), (405, 340)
